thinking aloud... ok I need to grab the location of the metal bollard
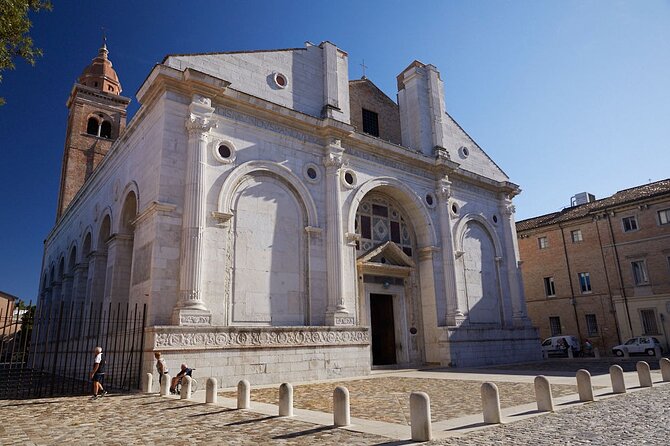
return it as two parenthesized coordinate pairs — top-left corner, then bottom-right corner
(594, 347), (600, 359)
(481, 382), (502, 423)
(568, 347), (574, 359)
(160, 373), (171, 396)
(654, 346), (662, 358)
(609, 365), (626, 394)
(279, 383), (293, 417)
(333, 386), (350, 427)
(534, 375), (554, 412)
(206, 378), (218, 404)
(623, 347), (630, 358)
(660, 358), (670, 382)
(636, 361), (653, 388)
(410, 392), (432, 442)
(237, 379), (250, 409)
(576, 369), (594, 402)
(143, 373), (153, 394)
(180, 375), (192, 400)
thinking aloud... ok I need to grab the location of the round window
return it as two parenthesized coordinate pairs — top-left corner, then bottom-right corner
(344, 172), (355, 185)
(341, 169), (357, 188)
(274, 73), (288, 89)
(425, 194), (434, 206)
(307, 167), (317, 179)
(218, 144), (232, 159)
(451, 203), (459, 215)
(492, 215), (498, 224)
(459, 146), (470, 159)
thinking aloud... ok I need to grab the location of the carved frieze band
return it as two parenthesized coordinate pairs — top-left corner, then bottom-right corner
(153, 327), (370, 350)
(216, 106), (321, 145)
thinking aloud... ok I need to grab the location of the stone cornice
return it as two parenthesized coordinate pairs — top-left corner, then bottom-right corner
(133, 201), (178, 226)
(149, 326), (370, 351)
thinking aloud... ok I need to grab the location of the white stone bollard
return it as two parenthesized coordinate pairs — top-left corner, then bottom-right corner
(534, 375), (554, 412)
(410, 391), (432, 442)
(568, 347), (574, 359)
(609, 365), (626, 394)
(636, 361), (653, 388)
(542, 349), (548, 360)
(576, 369), (594, 402)
(333, 386), (350, 427)
(594, 347), (600, 359)
(279, 383), (293, 417)
(143, 373), (153, 394)
(180, 375), (192, 400)
(654, 346), (662, 358)
(206, 378), (218, 404)
(660, 358), (670, 382)
(623, 347), (630, 358)
(160, 373), (171, 396)
(237, 379), (250, 409)
(481, 382), (502, 424)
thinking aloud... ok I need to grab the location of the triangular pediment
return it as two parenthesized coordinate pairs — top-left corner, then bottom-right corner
(356, 241), (415, 268)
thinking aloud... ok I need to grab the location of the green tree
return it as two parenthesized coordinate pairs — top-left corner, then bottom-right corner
(0, 0), (52, 105)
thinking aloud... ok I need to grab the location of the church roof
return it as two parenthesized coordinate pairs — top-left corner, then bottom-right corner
(516, 178), (670, 232)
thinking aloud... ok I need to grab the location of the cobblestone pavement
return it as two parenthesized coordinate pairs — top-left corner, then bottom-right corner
(434, 384), (670, 446)
(0, 394), (388, 446)
(221, 377), (580, 425)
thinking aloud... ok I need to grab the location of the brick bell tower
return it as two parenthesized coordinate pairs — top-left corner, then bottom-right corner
(56, 38), (130, 220)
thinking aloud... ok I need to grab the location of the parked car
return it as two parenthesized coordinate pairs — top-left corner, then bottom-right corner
(612, 337), (663, 357)
(541, 336), (581, 357)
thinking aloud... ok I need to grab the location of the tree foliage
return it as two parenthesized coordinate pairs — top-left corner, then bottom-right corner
(0, 0), (52, 105)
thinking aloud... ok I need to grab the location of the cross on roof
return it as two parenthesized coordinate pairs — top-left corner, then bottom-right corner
(360, 59), (368, 79)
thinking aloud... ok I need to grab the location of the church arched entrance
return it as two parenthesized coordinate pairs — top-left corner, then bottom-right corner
(354, 193), (423, 367)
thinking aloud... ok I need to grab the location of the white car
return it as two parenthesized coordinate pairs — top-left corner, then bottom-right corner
(541, 335), (581, 357)
(612, 337), (663, 356)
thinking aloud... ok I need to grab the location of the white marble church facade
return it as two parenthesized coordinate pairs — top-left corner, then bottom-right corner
(40, 41), (540, 387)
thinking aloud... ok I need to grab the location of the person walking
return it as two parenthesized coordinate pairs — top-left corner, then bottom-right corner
(90, 346), (107, 399)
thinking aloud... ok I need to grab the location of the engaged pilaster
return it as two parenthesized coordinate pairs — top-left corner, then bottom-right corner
(436, 177), (464, 326)
(173, 94), (215, 326)
(323, 138), (352, 326)
(498, 194), (529, 326)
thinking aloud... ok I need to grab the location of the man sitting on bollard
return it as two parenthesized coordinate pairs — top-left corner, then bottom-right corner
(170, 363), (193, 394)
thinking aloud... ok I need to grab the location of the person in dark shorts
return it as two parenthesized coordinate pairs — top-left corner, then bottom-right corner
(89, 346), (107, 399)
(155, 351), (168, 385)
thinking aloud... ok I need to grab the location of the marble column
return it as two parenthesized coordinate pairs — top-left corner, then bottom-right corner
(86, 251), (108, 308)
(172, 95), (215, 326)
(61, 274), (74, 307)
(71, 263), (89, 307)
(436, 177), (463, 326)
(498, 195), (529, 326)
(323, 138), (351, 325)
(104, 234), (134, 308)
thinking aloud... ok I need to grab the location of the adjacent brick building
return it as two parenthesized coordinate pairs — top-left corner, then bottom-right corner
(517, 180), (670, 353)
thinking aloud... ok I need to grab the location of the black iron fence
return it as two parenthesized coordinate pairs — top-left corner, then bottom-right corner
(0, 300), (146, 399)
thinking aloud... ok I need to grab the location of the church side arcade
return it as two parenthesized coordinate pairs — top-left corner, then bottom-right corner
(39, 40), (540, 388)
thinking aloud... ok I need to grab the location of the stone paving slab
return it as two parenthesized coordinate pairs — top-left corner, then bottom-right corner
(221, 377), (581, 425)
(433, 384), (670, 445)
(0, 394), (389, 446)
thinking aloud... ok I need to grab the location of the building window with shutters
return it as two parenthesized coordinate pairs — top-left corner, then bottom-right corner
(585, 314), (599, 336)
(571, 229), (583, 243)
(538, 236), (549, 249)
(578, 272), (592, 293)
(640, 309), (659, 335)
(549, 316), (562, 336)
(361, 108), (379, 137)
(658, 209), (670, 225)
(543, 277), (556, 297)
(622, 216), (638, 232)
(631, 260), (649, 285)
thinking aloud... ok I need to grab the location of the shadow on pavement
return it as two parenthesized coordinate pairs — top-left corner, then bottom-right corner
(272, 425), (337, 439)
(225, 415), (278, 426)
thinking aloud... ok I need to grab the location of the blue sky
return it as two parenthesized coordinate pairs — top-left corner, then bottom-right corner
(1, 1), (669, 301)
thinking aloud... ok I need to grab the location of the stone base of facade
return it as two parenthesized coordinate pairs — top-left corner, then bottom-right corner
(144, 325), (371, 389)
(438, 325), (542, 368)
